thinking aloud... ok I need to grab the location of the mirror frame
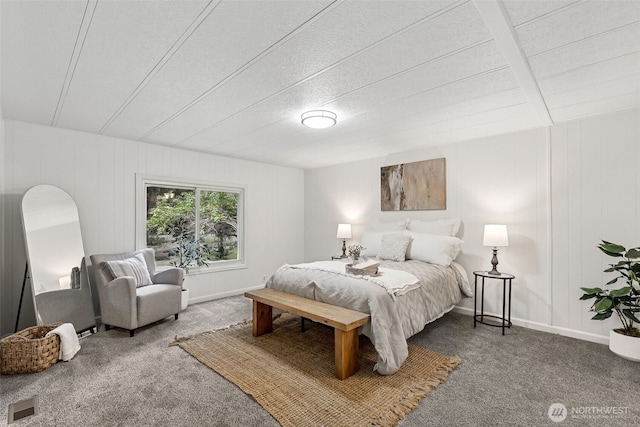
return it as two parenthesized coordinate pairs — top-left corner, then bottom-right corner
(21, 184), (96, 333)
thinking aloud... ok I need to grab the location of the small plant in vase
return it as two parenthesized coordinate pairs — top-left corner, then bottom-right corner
(348, 244), (365, 265)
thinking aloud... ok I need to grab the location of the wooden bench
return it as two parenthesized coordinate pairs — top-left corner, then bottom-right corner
(244, 288), (371, 380)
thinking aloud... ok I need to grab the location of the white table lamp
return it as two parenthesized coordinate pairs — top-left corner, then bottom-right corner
(336, 224), (352, 258)
(483, 224), (509, 275)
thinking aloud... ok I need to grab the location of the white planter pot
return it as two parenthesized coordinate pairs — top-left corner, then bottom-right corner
(181, 288), (189, 311)
(609, 329), (640, 362)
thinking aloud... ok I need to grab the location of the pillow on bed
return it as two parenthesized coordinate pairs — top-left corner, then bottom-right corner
(407, 218), (461, 237)
(369, 218), (409, 232)
(377, 233), (412, 262)
(360, 231), (386, 256)
(405, 231), (463, 266)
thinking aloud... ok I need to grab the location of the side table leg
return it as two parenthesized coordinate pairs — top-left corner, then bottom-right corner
(502, 280), (506, 335)
(474, 275), (478, 328)
(508, 279), (512, 328)
(480, 276), (486, 322)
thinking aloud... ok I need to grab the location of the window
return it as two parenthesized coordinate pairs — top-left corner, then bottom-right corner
(137, 176), (245, 272)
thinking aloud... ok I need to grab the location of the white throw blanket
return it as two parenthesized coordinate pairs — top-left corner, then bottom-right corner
(45, 323), (80, 361)
(287, 261), (420, 299)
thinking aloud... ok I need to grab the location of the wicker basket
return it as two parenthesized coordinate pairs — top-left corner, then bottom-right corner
(0, 323), (62, 375)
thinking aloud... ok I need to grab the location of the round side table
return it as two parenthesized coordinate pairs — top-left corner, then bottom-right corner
(473, 271), (514, 335)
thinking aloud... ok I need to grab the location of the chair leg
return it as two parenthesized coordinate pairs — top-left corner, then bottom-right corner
(130, 329), (135, 337)
(175, 313), (179, 320)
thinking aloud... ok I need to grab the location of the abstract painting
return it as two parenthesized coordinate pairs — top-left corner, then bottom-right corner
(381, 158), (446, 211)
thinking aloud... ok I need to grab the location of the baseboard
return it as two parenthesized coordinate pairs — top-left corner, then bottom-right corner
(187, 291), (610, 346)
(188, 284), (265, 305)
(453, 306), (609, 345)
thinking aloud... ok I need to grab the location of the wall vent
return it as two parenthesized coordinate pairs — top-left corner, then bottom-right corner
(8, 396), (38, 424)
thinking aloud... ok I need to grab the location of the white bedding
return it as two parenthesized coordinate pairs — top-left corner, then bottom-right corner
(286, 260), (420, 299)
(265, 259), (472, 375)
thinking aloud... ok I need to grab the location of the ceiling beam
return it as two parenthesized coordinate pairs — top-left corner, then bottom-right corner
(99, 0), (225, 135)
(473, 0), (553, 126)
(52, 0), (98, 127)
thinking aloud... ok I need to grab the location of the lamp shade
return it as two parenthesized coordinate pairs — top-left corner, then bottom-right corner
(301, 110), (337, 129)
(483, 224), (509, 247)
(336, 223), (352, 239)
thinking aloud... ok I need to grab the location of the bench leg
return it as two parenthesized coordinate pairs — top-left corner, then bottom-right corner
(335, 328), (359, 380)
(252, 300), (273, 337)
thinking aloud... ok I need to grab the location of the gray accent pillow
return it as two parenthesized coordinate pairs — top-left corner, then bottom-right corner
(377, 233), (412, 262)
(105, 253), (153, 288)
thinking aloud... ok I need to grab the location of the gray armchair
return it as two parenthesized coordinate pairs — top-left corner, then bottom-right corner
(90, 248), (183, 337)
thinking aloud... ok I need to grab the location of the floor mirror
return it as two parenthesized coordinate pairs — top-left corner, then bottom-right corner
(20, 184), (96, 333)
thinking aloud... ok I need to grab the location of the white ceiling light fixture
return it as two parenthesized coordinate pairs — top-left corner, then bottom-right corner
(301, 110), (337, 129)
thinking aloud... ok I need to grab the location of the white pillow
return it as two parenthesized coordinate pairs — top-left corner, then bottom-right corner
(369, 218), (409, 232)
(408, 218), (461, 237)
(359, 231), (389, 257)
(105, 253), (153, 288)
(377, 233), (413, 262)
(405, 231), (463, 266)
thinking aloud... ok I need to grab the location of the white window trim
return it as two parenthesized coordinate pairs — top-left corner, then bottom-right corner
(135, 174), (247, 274)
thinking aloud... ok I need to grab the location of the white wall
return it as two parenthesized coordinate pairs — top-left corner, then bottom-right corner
(306, 108), (640, 344)
(0, 0), (5, 335)
(305, 127), (551, 326)
(0, 117), (4, 335)
(0, 145), (3, 333)
(1, 120), (305, 335)
(3, 108), (638, 342)
(551, 109), (640, 341)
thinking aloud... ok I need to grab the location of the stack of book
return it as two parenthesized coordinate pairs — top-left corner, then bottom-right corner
(345, 259), (380, 276)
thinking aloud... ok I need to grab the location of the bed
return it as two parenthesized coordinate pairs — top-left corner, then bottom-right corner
(266, 260), (471, 375)
(266, 219), (473, 375)
(266, 219), (472, 375)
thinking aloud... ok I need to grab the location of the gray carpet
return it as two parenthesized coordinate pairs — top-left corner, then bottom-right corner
(1, 295), (638, 426)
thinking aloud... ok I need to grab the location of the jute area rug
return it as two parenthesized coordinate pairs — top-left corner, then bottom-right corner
(171, 314), (461, 427)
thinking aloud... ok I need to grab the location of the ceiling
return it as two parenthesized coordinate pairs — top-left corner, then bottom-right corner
(1, 0), (639, 169)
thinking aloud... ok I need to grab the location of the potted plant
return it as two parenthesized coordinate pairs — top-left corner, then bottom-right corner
(580, 241), (640, 362)
(347, 244), (365, 265)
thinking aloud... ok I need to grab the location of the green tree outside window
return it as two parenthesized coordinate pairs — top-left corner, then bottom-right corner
(146, 186), (239, 270)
